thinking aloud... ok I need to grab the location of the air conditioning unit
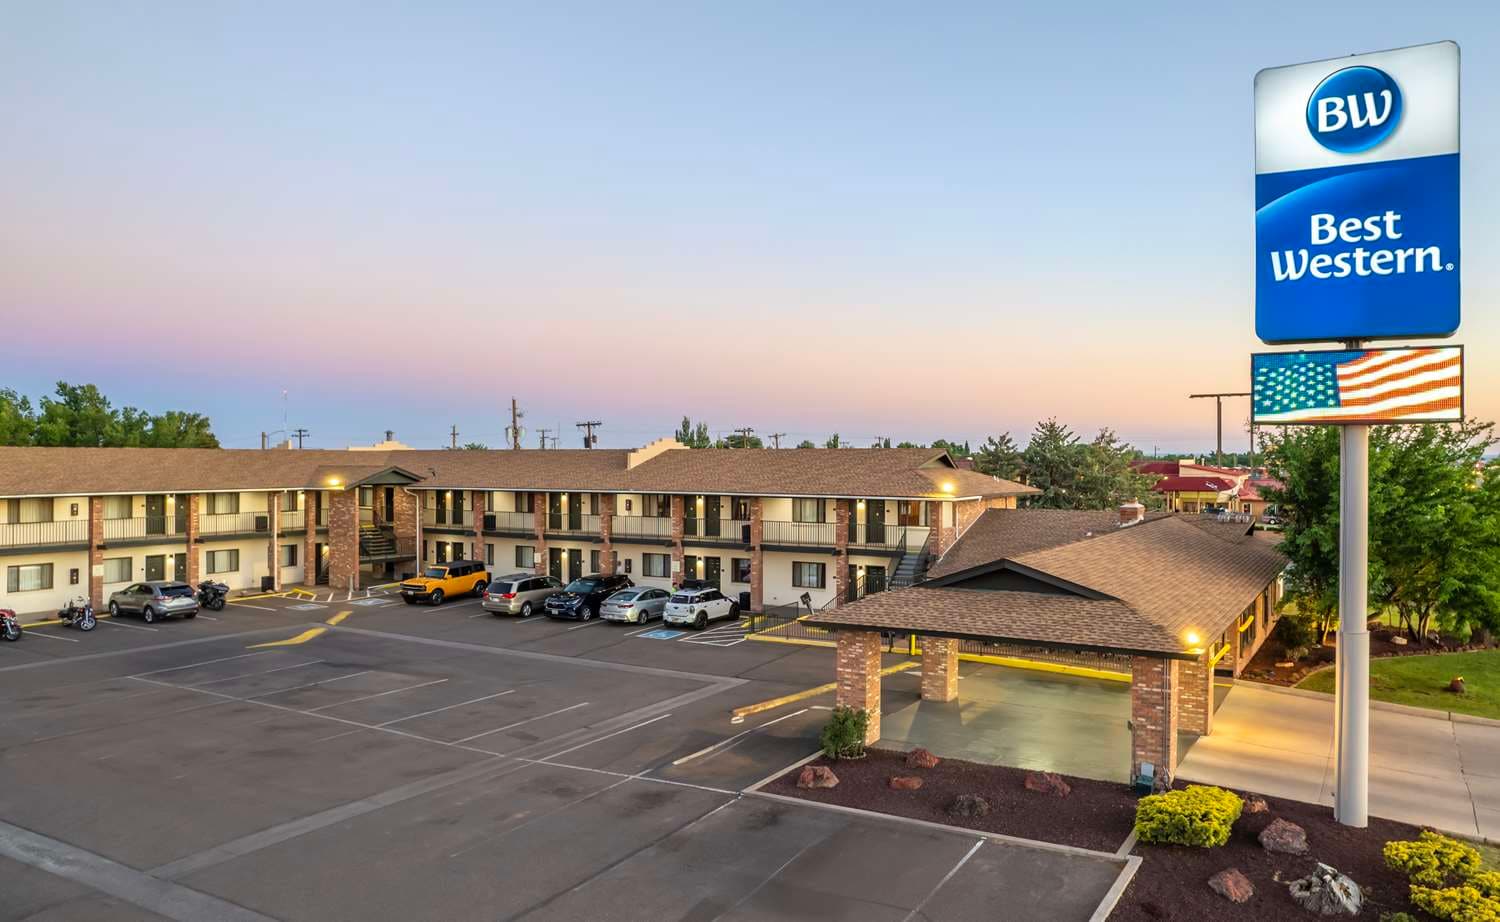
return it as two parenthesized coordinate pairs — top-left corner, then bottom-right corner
(254, 514), (270, 532)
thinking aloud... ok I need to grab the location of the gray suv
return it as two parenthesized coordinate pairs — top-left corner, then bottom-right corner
(108, 581), (199, 623)
(482, 573), (563, 617)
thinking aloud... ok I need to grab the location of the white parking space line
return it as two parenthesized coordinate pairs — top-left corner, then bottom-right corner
(19, 628), (78, 642)
(229, 603), (276, 611)
(671, 708), (810, 766)
(189, 659), (325, 687)
(245, 670), (372, 700)
(565, 620), (603, 632)
(624, 624), (660, 636)
(541, 712), (673, 761)
(306, 678), (449, 712)
(99, 618), (158, 632)
(377, 689), (515, 726)
(902, 840), (986, 922)
(134, 651), (273, 677)
(195, 614), (219, 621)
(452, 701), (590, 744)
(511, 616), (553, 626)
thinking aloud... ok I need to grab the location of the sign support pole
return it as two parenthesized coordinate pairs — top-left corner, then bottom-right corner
(1334, 382), (1370, 827)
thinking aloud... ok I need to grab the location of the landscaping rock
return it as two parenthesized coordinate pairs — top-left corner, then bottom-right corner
(947, 794), (991, 818)
(1243, 796), (1269, 815)
(1023, 771), (1072, 798)
(1207, 868), (1254, 904)
(1449, 676), (1466, 694)
(797, 765), (838, 789)
(905, 747), (940, 769)
(1259, 818), (1310, 856)
(1287, 862), (1362, 915)
(889, 775), (924, 791)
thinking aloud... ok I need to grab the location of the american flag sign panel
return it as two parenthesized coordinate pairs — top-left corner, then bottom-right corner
(1252, 346), (1463, 425)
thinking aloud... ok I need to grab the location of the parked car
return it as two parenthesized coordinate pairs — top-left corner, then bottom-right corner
(543, 573), (632, 621)
(400, 560), (490, 605)
(663, 586), (738, 630)
(482, 573), (563, 617)
(600, 587), (671, 624)
(108, 581), (199, 623)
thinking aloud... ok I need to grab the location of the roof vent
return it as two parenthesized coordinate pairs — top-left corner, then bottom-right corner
(1119, 501), (1146, 527)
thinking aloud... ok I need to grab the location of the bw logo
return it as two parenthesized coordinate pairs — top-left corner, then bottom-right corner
(1306, 65), (1403, 154)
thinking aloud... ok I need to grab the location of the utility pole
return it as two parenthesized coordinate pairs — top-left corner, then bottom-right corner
(449, 425), (459, 450)
(292, 428), (309, 449)
(538, 428), (551, 450)
(507, 398), (524, 450)
(732, 426), (754, 448)
(1188, 392), (1251, 466)
(768, 432), (786, 449)
(576, 420), (602, 448)
(260, 431), (267, 450)
(872, 435), (889, 448)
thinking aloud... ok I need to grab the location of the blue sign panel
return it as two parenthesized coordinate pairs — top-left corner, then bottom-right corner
(1255, 43), (1459, 344)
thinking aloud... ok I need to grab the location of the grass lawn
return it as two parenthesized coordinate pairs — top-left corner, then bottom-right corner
(1297, 649), (1500, 720)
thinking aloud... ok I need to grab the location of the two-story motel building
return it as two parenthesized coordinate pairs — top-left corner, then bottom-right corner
(0, 440), (1036, 616)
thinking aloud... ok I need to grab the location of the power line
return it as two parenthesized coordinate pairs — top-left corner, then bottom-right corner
(576, 420), (602, 449)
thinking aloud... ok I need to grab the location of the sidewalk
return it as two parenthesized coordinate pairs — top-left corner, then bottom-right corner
(1177, 682), (1500, 840)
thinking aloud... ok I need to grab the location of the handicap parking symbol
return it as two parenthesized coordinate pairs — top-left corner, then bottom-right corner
(641, 629), (687, 640)
(350, 598), (391, 607)
(288, 603), (327, 611)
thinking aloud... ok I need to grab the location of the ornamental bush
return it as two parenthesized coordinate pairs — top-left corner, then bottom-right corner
(1471, 872), (1500, 900)
(1408, 885), (1500, 922)
(1133, 784), (1243, 847)
(1383, 831), (1484, 887)
(819, 706), (869, 760)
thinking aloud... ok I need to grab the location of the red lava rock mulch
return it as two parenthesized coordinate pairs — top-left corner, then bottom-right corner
(1115, 791), (1432, 922)
(764, 748), (1135, 853)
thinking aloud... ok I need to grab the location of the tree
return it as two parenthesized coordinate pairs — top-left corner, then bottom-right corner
(0, 388), (37, 445)
(1075, 428), (1158, 510)
(34, 382), (118, 447)
(796, 439), (816, 449)
(930, 438), (971, 458)
(1, 382), (218, 448)
(457, 442), (489, 450)
(1021, 419), (1085, 508)
(824, 433), (841, 449)
(146, 411), (218, 448)
(973, 433), (1023, 480)
(674, 416), (712, 449)
(895, 441), (920, 449)
(715, 433), (764, 449)
(1263, 421), (1500, 642)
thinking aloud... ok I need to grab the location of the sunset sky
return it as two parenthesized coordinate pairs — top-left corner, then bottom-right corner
(3, 2), (1496, 453)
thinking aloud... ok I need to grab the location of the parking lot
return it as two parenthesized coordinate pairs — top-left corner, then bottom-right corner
(1, 590), (1131, 921)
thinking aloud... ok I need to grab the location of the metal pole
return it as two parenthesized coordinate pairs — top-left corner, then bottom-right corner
(1216, 398), (1223, 465)
(1335, 421), (1369, 827)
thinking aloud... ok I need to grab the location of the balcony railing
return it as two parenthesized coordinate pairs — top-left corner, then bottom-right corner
(762, 520), (837, 547)
(683, 518), (751, 543)
(281, 509), (306, 530)
(0, 519), (87, 549)
(481, 511), (535, 534)
(849, 523), (909, 551)
(200, 511), (273, 536)
(545, 513), (600, 535)
(103, 516), (184, 541)
(610, 516), (672, 540)
(422, 508), (469, 528)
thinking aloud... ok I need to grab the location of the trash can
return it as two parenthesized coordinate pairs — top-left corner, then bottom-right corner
(738, 591), (752, 611)
(260, 576), (274, 592)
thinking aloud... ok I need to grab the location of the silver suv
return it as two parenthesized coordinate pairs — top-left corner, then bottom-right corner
(481, 573), (563, 617)
(108, 581), (199, 623)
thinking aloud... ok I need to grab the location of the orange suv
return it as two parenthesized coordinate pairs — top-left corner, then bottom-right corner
(400, 560), (490, 605)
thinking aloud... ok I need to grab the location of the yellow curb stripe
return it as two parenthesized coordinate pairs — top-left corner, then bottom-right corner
(731, 662), (919, 720)
(248, 627), (327, 648)
(325, 610), (352, 626)
(747, 633), (836, 649)
(953, 653), (1132, 683)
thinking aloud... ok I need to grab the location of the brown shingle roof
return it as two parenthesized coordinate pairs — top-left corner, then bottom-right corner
(927, 508), (1167, 579)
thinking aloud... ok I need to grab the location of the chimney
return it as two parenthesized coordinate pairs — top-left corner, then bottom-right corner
(385, 430), (395, 442)
(1119, 501), (1145, 527)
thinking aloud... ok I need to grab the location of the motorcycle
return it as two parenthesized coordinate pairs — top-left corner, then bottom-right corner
(57, 596), (97, 631)
(197, 580), (229, 611)
(1, 608), (20, 642)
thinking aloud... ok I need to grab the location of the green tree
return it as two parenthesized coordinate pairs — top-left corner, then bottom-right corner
(824, 433), (841, 449)
(796, 439), (816, 449)
(974, 433), (1023, 480)
(0, 388), (37, 445)
(930, 438), (971, 458)
(34, 382), (119, 446)
(715, 433), (764, 449)
(895, 440), (920, 449)
(1076, 428), (1158, 510)
(1021, 419), (1085, 508)
(456, 442), (489, 450)
(673, 416), (712, 449)
(145, 411), (219, 448)
(1262, 426), (1342, 638)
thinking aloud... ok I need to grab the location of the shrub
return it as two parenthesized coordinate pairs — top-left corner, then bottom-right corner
(1133, 784), (1243, 847)
(1409, 885), (1500, 922)
(1380, 913), (1418, 922)
(1274, 613), (1318, 658)
(1471, 872), (1500, 900)
(1384, 831), (1484, 887)
(819, 706), (869, 760)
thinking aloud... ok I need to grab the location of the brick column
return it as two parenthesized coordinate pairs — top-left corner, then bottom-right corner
(834, 499), (850, 606)
(87, 496), (104, 609)
(532, 492), (547, 575)
(835, 629), (883, 744)
(749, 497), (764, 612)
(670, 495), (685, 587)
(472, 491), (486, 567)
(186, 494), (201, 585)
(268, 491), (282, 591)
(599, 494), (616, 576)
(392, 488), (417, 568)
(1131, 656), (1179, 787)
(1179, 652), (1214, 736)
(927, 500), (955, 557)
(920, 635), (959, 702)
(303, 492), (318, 585)
(327, 489), (359, 591)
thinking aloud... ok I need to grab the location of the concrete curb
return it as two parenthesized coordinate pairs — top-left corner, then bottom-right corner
(1089, 855), (1143, 922)
(1234, 677), (1500, 728)
(742, 750), (823, 794)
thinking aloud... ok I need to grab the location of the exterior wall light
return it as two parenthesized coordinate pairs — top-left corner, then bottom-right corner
(941, 482), (955, 494)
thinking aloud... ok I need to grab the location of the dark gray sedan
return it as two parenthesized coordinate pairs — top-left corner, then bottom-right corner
(600, 586), (671, 624)
(108, 581), (199, 623)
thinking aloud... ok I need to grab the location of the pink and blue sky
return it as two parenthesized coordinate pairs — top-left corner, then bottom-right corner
(2, 2), (1496, 452)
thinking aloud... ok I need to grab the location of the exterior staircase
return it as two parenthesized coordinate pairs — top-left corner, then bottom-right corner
(359, 524), (398, 560)
(890, 533), (934, 589)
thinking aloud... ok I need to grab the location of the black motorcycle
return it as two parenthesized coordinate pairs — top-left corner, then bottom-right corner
(57, 597), (96, 631)
(1, 608), (20, 642)
(197, 580), (229, 611)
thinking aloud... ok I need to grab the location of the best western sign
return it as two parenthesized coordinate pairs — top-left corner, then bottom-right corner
(1255, 42), (1459, 344)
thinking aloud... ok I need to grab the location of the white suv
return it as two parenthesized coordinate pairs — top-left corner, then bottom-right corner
(663, 586), (738, 630)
